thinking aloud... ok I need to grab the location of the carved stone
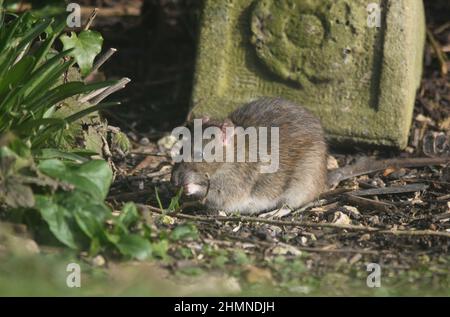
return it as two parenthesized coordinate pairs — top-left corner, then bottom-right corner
(191, 0), (425, 148)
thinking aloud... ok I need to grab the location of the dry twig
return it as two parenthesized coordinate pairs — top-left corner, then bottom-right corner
(427, 28), (448, 76)
(89, 77), (131, 105)
(83, 8), (99, 31)
(328, 157), (449, 188)
(137, 204), (450, 238)
(343, 194), (397, 213)
(350, 183), (429, 197)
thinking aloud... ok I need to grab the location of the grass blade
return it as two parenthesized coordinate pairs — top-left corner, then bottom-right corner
(64, 101), (121, 124)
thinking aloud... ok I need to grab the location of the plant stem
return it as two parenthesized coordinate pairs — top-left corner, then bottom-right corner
(83, 8), (98, 31)
(86, 48), (117, 79)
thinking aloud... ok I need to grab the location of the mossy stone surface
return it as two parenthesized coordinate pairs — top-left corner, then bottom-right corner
(191, 0), (425, 148)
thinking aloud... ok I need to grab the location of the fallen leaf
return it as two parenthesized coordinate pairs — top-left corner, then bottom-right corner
(232, 223), (241, 232)
(327, 155), (339, 170)
(415, 113), (434, 124)
(439, 117), (450, 131)
(258, 207), (292, 219)
(271, 244), (302, 256)
(383, 166), (397, 176)
(359, 233), (371, 241)
(343, 205), (360, 216)
(349, 253), (362, 265)
(368, 215), (380, 225)
(158, 135), (177, 152)
(332, 211), (351, 225)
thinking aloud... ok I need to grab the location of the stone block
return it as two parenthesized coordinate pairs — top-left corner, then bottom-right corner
(191, 0), (425, 148)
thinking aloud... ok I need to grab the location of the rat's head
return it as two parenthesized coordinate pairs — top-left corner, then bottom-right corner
(170, 116), (235, 199)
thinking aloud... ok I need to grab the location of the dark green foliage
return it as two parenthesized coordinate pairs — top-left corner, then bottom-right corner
(0, 6), (152, 260)
(0, 9), (117, 149)
(0, 137), (152, 259)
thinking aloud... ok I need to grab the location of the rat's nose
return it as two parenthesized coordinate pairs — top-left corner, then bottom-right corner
(183, 183), (203, 196)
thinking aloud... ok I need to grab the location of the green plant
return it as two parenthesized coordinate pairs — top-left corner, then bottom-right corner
(0, 136), (152, 259)
(155, 186), (182, 212)
(3, 0), (65, 13)
(0, 8), (118, 149)
(0, 6), (145, 260)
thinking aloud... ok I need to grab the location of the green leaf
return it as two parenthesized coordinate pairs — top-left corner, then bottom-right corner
(74, 205), (109, 239)
(0, 13), (24, 54)
(118, 202), (139, 228)
(170, 223), (199, 241)
(60, 30), (103, 76)
(0, 55), (35, 98)
(3, 136), (32, 160)
(233, 249), (251, 265)
(69, 149), (99, 158)
(151, 239), (169, 260)
(16, 17), (52, 52)
(64, 101), (120, 124)
(34, 187), (111, 250)
(31, 31), (59, 71)
(168, 188), (182, 212)
(33, 148), (89, 163)
(155, 186), (164, 210)
(15, 117), (65, 136)
(114, 235), (152, 260)
(0, 142), (32, 172)
(28, 1), (66, 20)
(20, 49), (73, 100)
(38, 159), (112, 201)
(29, 80), (116, 115)
(75, 160), (112, 200)
(35, 194), (78, 249)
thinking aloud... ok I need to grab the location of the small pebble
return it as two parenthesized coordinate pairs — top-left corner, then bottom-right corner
(139, 137), (150, 145)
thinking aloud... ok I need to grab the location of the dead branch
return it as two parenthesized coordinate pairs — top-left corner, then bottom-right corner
(89, 77), (131, 105)
(343, 194), (397, 213)
(83, 8), (99, 31)
(435, 21), (450, 35)
(436, 193), (450, 201)
(224, 236), (381, 255)
(328, 157), (449, 188)
(80, 6), (141, 18)
(87, 48), (117, 77)
(427, 28), (448, 76)
(137, 204), (450, 239)
(350, 183), (429, 197)
(79, 87), (108, 103)
(130, 150), (170, 157)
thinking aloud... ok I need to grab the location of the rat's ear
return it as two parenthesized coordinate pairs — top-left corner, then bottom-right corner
(220, 118), (235, 145)
(186, 115), (209, 129)
(201, 116), (210, 124)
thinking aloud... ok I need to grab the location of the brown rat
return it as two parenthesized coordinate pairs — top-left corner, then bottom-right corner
(171, 97), (328, 214)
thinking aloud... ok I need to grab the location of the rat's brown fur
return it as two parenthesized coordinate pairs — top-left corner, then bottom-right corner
(171, 97), (328, 214)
